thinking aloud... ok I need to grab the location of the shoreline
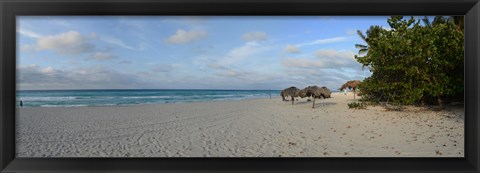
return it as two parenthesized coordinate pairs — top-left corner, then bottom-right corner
(16, 90), (344, 108)
(16, 92), (464, 157)
(16, 89), (295, 108)
(17, 96), (283, 108)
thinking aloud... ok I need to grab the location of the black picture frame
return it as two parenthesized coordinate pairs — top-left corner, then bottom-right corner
(1, 0), (479, 172)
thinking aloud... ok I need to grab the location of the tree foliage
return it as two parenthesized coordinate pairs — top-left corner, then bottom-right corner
(355, 16), (464, 106)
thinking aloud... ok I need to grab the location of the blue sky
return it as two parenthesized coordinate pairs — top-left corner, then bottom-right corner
(17, 16), (399, 90)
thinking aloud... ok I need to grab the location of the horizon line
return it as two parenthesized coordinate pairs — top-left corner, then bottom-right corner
(16, 88), (286, 91)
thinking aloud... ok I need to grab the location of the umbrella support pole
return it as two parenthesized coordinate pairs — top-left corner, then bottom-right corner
(312, 97), (316, 108)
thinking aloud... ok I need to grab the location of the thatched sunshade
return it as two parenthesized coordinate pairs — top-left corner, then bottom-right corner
(281, 86), (301, 105)
(319, 86), (332, 98)
(301, 85), (332, 108)
(339, 80), (362, 99)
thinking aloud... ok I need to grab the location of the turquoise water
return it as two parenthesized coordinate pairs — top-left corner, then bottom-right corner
(16, 89), (281, 107)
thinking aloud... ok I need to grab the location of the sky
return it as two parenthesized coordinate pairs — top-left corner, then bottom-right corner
(17, 16), (399, 90)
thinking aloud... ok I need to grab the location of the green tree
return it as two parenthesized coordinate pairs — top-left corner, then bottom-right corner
(423, 16), (464, 31)
(354, 25), (384, 56)
(355, 16), (464, 107)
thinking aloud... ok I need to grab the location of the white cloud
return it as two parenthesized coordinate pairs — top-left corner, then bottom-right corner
(218, 70), (252, 78)
(218, 42), (271, 65)
(17, 65), (149, 90)
(166, 29), (208, 44)
(314, 49), (357, 67)
(190, 44), (281, 89)
(279, 49), (369, 90)
(100, 35), (138, 50)
(20, 31), (124, 61)
(283, 45), (301, 54)
(211, 68), (278, 86)
(297, 37), (348, 47)
(23, 31), (98, 55)
(41, 66), (55, 74)
(281, 58), (325, 68)
(241, 31), (268, 42)
(382, 26), (392, 31)
(89, 52), (117, 61)
(280, 66), (365, 91)
(17, 28), (42, 38)
(281, 49), (358, 69)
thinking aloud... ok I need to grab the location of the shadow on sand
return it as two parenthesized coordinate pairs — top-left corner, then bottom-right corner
(285, 100), (337, 108)
(312, 102), (337, 107)
(346, 99), (360, 102)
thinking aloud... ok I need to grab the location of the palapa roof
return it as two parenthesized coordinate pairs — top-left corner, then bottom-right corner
(339, 80), (362, 91)
(281, 86), (301, 97)
(301, 85), (331, 97)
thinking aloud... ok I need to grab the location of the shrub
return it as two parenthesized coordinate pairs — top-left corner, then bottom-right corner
(348, 102), (367, 109)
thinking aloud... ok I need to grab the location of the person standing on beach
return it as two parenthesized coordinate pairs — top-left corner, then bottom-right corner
(20, 100), (23, 107)
(344, 89), (347, 95)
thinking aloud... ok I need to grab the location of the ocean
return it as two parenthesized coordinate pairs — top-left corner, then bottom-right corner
(16, 89), (281, 107)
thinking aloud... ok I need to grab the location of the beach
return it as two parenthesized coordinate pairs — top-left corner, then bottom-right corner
(16, 92), (464, 157)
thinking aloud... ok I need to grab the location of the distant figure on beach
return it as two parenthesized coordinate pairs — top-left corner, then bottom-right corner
(344, 89), (347, 95)
(20, 100), (23, 107)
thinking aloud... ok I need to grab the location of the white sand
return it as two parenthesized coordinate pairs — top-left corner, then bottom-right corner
(16, 92), (464, 157)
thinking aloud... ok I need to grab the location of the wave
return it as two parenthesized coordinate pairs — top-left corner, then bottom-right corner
(120, 96), (173, 99)
(17, 90), (280, 107)
(20, 96), (77, 101)
(40, 104), (88, 107)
